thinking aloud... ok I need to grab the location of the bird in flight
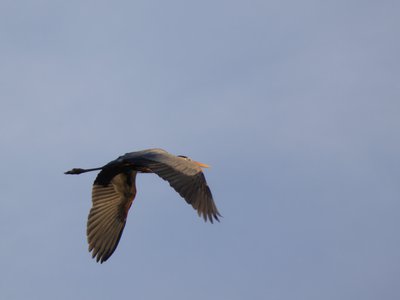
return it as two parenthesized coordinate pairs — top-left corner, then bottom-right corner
(65, 148), (220, 263)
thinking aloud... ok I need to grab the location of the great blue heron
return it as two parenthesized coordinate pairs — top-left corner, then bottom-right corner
(65, 148), (220, 263)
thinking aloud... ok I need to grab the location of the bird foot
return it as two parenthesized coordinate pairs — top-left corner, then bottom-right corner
(65, 168), (85, 175)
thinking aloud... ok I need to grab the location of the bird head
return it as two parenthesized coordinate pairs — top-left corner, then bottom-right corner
(178, 155), (210, 168)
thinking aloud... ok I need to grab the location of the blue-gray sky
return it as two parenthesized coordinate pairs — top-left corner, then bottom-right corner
(1, 1), (399, 299)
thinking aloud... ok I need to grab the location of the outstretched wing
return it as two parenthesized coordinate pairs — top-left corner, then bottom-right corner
(87, 171), (137, 263)
(122, 149), (221, 223)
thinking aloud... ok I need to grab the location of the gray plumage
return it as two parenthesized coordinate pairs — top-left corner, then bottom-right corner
(65, 148), (220, 263)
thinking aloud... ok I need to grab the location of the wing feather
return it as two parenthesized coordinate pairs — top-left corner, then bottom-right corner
(121, 150), (221, 223)
(87, 172), (137, 263)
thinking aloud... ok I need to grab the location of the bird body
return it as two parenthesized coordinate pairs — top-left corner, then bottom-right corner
(65, 148), (220, 263)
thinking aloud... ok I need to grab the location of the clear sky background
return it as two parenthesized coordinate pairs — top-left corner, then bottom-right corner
(1, 1), (399, 299)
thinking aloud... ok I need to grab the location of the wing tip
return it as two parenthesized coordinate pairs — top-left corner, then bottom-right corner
(89, 245), (114, 264)
(201, 210), (222, 224)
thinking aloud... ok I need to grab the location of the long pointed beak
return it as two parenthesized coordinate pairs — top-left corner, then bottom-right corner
(194, 161), (210, 168)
